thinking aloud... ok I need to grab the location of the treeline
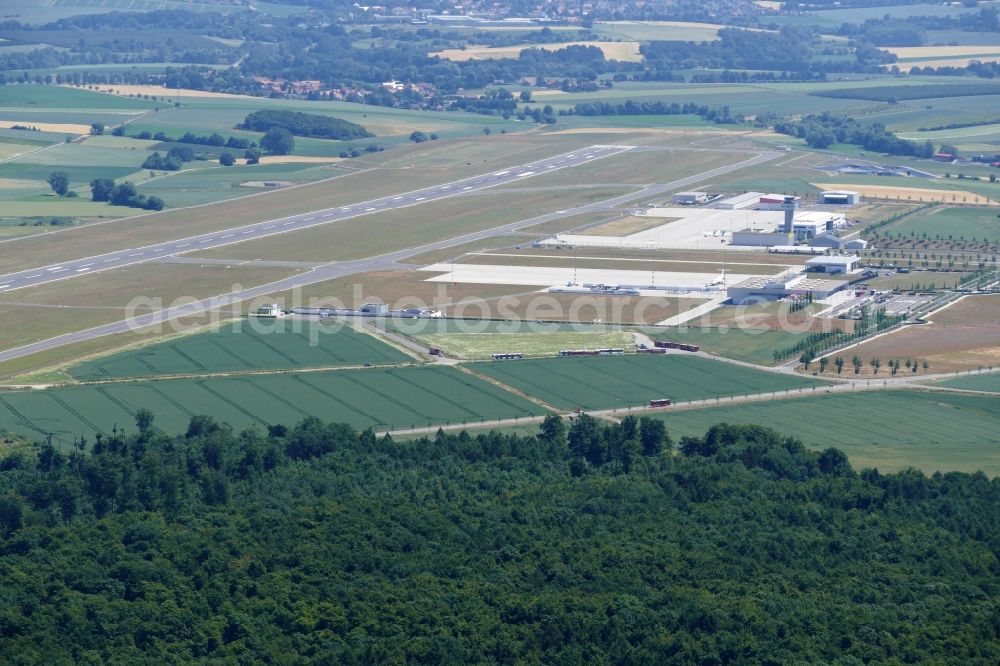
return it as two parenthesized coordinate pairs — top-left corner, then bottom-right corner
(909, 61), (1000, 80)
(641, 26), (894, 77)
(774, 113), (935, 157)
(1, 412), (999, 662)
(238, 109), (372, 140)
(563, 99), (747, 124)
(90, 178), (164, 211)
(772, 306), (908, 362)
(830, 6), (1000, 44)
(133, 130), (255, 150)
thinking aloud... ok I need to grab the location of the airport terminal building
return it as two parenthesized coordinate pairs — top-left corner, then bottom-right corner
(727, 273), (848, 304)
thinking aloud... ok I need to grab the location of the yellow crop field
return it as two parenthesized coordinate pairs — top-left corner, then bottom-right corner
(886, 46), (1000, 59)
(0, 120), (92, 134)
(896, 57), (1000, 72)
(884, 46), (1000, 71)
(813, 183), (996, 206)
(432, 41), (642, 62)
(66, 84), (253, 100)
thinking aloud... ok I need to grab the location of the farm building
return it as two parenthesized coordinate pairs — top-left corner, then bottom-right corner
(727, 273), (848, 304)
(716, 192), (764, 210)
(672, 191), (709, 205)
(819, 190), (861, 206)
(805, 255), (859, 274)
(758, 193), (801, 210)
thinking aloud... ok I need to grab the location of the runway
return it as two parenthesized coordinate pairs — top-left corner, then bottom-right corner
(0, 149), (781, 365)
(0, 144), (633, 295)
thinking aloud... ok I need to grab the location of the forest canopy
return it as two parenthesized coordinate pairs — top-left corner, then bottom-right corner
(0, 413), (998, 663)
(238, 109), (373, 140)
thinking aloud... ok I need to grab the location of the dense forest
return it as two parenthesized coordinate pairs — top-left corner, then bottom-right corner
(774, 112), (935, 157)
(238, 110), (372, 140)
(1, 412), (998, 663)
(563, 99), (747, 125)
(640, 26), (893, 79)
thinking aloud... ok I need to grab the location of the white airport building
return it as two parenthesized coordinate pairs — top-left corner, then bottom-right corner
(805, 255), (859, 274)
(672, 191), (709, 205)
(819, 190), (862, 206)
(727, 273), (849, 304)
(716, 192), (764, 210)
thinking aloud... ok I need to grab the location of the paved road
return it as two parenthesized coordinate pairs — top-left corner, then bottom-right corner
(0, 148), (780, 364)
(0, 144), (633, 294)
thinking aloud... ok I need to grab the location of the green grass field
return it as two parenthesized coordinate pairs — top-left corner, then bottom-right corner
(472, 354), (822, 410)
(654, 390), (1000, 476)
(69, 320), (412, 380)
(935, 373), (1000, 393)
(886, 206), (1000, 242)
(415, 329), (637, 360)
(0, 364), (542, 445)
(644, 327), (814, 365)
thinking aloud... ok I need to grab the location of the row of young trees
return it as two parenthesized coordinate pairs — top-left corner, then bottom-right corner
(774, 306), (909, 363)
(802, 352), (929, 375)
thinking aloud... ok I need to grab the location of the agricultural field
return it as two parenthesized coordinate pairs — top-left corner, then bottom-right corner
(846, 294), (1000, 374)
(655, 390), (1000, 476)
(68, 320), (412, 381)
(766, 3), (978, 28)
(885, 46), (1000, 72)
(935, 372), (1000, 393)
(431, 41), (642, 62)
(0, 364), (542, 445)
(0, 84), (529, 223)
(472, 354), (822, 411)
(8, 0), (310, 23)
(591, 20), (728, 42)
(885, 206), (1000, 243)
